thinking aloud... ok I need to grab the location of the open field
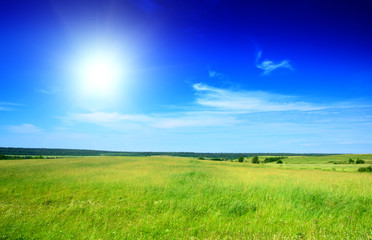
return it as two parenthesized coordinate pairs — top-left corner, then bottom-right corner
(0, 155), (371, 239)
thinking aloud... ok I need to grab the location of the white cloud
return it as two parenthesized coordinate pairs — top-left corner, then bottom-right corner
(150, 113), (239, 128)
(66, 83), (369, 133)
(69, 111), (238, 130)
(208, 68), (225, 79)
(193, 83), (327, 112)
(256, 51), (293, 75)
(46, 84), (366, 153)
(68, 112), (152, 131)
(37, 88), (58, 95)
(7, 124), (42, 134)
(71, 112), (151, 124)
(45, 81), (372, 152)
(0, 101), (21, 111)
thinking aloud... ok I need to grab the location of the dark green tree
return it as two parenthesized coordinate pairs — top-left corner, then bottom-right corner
(356, 158), (365, 164)
(251, 156), (259, 164)
(238, 156), (244, 162)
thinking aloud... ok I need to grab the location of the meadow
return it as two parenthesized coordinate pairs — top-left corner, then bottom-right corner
(0, 155), (371, 239)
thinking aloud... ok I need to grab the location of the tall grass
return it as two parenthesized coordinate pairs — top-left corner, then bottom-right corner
(0, 156), (371, 239)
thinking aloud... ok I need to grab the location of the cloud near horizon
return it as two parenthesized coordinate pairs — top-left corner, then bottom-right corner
(69, 110), (239, 130)
(7, 123), (42, 134)
(65, 83), (368, 132)
(3, 83), (369, 153)
(193, 83), (328, 112)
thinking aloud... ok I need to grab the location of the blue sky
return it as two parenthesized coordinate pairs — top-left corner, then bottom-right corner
(1, 0), (372, 153)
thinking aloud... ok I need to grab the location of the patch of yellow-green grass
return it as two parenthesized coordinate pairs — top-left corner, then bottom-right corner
(241, 154), (372, 172)
(0, 156), (371, 239)
(280, 154), (372, 164)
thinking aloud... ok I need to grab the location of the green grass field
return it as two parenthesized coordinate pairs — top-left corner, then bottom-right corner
(0, 155), (371, 239)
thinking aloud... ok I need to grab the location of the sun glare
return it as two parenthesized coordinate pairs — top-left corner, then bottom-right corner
(78, 51), (123, 97)
(65, 39), (134, 109)
(66, 44), (128, 111)
(80, 55), (121, 94)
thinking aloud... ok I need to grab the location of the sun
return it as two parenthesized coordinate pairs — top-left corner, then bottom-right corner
(66, 41), (131, 109)
(77, 50), (123, 98)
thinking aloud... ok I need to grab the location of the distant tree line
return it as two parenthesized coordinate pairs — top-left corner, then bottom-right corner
(0, 155), (57, 160)
(0, 147), (339, 159)
(0, 148), (111, 156)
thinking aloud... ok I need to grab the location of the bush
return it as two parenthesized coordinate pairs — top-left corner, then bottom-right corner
(333, 161), (346, 164)
(356, 158), (365, 164)
(238, 156), (244, 163)
(358, 166), (372, 172)
(198, 157), (204, 160)
(276, 160), (283, 164)
(263, 156), (287, 163)
(251, 156), (259, 164)
(348, 158), (355, 164)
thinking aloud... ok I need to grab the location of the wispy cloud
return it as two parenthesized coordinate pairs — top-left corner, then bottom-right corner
(71, 112), (151, 124)
(256, 51), (293, 75)
(69, 112), (151, 130)
(69, 111), (238, 130)
(37, 88), (58, 95)
(151, 113), (239, 128)
(66, 83), (369, 133)
(7, 124), (42, 134)
(36, 81), (371, 152)
(0, 101), (21, 111)
(193, 83), (330, 112)
(58, 82), (372, 153)
(208, 66), (225, 79)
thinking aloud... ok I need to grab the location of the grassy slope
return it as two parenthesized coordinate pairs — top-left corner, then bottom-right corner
(0, 156), (371, 239)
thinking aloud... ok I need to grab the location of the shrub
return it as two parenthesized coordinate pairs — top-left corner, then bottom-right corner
(333, 161), (346, 164)
(358, 166), (372, 172)
(276, 160), (283, 164)
(356, 158), (365, 164)
(238, 156), (244, 163)
(263, 156), (287, 163)
(348, 158), (355, 164)
(251, 156), (259, 164)
(198, 157), (205, 160)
